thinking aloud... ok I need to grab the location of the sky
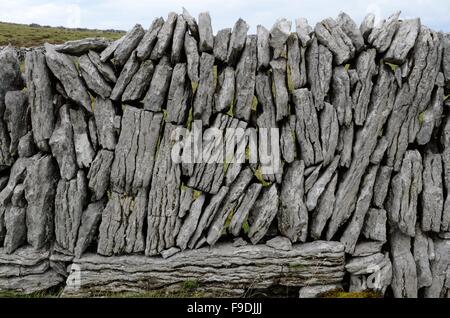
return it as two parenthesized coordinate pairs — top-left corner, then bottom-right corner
(0, 0), (449, 33)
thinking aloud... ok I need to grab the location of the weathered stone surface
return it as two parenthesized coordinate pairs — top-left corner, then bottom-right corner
(255, 73), (277, 128)
(363, 208), (387, 242)
(331, 66), (352, 126)
(360, 13), (375, 40)
(214, 66), (235, 113)
(368, 11), (400, 53)
(280, 116), (296, 164)
(64, 241), (345, 296)
(44, 44), (91, 112)
(229, 183), (262, 237)
(270, 58), (289, 121)
(278, 161), (308, 242)
(256, 25), (270, 70)
(345, 253), (385, 275)
(110, 107), (163, 195)
(413, 226), (433, 288)
(387, 150), (422, 237)
(182, 7), (199, 39)
(24, 154), (58, 249)
(266, 236), (292, 251)
(87, 150), (114, 201)
(74, 200), (105, 258)
(337, 123), (353, 168)
(176, 194), (205, 251)
(151, 12), (178, 60)
(0, 158), (30, 207)
(315, 18), (355, 65)
(97, 189), (148, 256)
(390, 230), (418, 298)
(110, 50), (140, 101)
(114, 24), (145, 66)
(339, 165), (379, 253)
(352, 49), (377, 126)
(4, 185), (27, 254)
(299, 284), (342, 298)
(54, 170), (88, 255)
(292, 88), (323, 167)
(227, 19), (249, 66)
(122, 60), (154, 102)
(248, 184), (279, 244)
(146, 124), (182, 256)
(171, 15), (187, 64)
(320, 103), (339, 166)
(93, 97), (117, 151)
(353, 241), (384, 257)
(310, 173), (337, 240)
(136, 17), (164, 61)
(385, 18), (420, 64)
(270, 18), (291, 59)
(373, 166), (393, 208)
(234, 35), (257, 121)
(24, 51), (54, 152)
(143, 56), (173, 112)
(78, 55), (112, 98)
(166, 63), (192, 124)
(87, 50), (117, 84)
(295, 18), (313, 47)
(100, 36), (124, 62)
(306, 156), (340, 211)
(206, 168), (254, 246)
(69, 108), (95, 169)
(287, 33), (306, 90)
(54, 38), (109, 55)
(193, 53), (214, 125)
(213, 28), (231, 63)
(4, 91), (29, 157)
(161, 247), (181, 259)
(49, 105), (77, 180)
(306, 38), (332, 110)
(198, 12), (214, 52)
(423, 238), (450, 297)
(184, 33), (200, 82)
(336, 12), (364, 52)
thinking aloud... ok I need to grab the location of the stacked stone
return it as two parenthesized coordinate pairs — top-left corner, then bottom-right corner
(0, 10), (449, 298)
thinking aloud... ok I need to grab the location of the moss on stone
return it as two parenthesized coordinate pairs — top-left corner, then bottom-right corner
(319, 288), (383, 298)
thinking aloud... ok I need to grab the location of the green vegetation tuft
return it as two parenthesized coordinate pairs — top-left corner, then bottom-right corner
(251, 95), (258, 111)
(242, 218), (250, 234)
(288, 263), (305, 269)
(0, 22), (124, 47)
(418, 111), (425, 126)
(182, 279), (200, 291)
(444, 94), (450, 102)
(319, 288), (383, 298)
(254, 167), (271, 187)
(384, 61), (398, 72)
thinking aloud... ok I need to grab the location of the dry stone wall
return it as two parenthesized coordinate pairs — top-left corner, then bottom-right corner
(0, 9), (450, 298)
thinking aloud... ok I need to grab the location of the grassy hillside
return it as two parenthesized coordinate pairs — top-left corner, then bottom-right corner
(0, 22), (125, 47)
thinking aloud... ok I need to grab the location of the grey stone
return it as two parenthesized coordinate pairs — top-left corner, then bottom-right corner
(413, 225), (433, 288)
(18, 132), (37, 158)
(4, 197), (27, 254)
(232, 237), (248, 247)
(54, 38), (109, 55)
(213, 28), (231, 63)
(287, 33), (307, 90)
(423, 238), (450, 297)
(151, 12), (178, 60)
(345, 253), (385, 275)
(306, 38), (332, 110)
(110, 107), (163, 195)
(182, 8), (199, 39)
(114, 24), (145, 66)
(229, 183), (262, 236)
(255, 73), (277, 128)
(74, 200), (105, 258)
(269, 18), (291, 58)
(166, 63), (192, 124)
(122, 59), (154, 102)
(373, 166), (393, 208)
(176, 194), (205, 250)
(4, 91), (29, 156)
(278, 160), (308, 242)
(339, 165), (378, 253)
(45, 44), (91, 112)
(234, 35), (257, 122)
(184, 33), (200, 82)
(363, 208), (387, 242)
(136, 17), (164, 61)
(337, 122), (353, 168)
(146, 124), (182, 255)
(248, 184), (279, 244)
(385, 18), (420, 64)
(49, 105), (77, 180)
(25, 154), (58, 249)
(87, 150), (114, 201)
(292, 88), (323, 167)
(87, 50), (117, 83)
(266, 236), (292, 251)
(198, 12), (214, 52)
(0, 157), (30, 206)
(368, 11), (401, 53)
(179, 187), (193, 219)
(110, 50), (140, 101)
(192, 53), (215, 125)
(331, 66), (352, 126)
(54, 170), (88, 255)
(161, 247), (181, 259)
(320, 103), (339, 166)
(143, 56), (173, 112)
(295, 18), (313, 47)
(299, 284), (342, 298)
(100, 35), (124, 62)
(171, 15), (187, 64)
(93, 97), (117, 150)
(214, 66), (235, 113)
(336, 12), (364, 51)
(360, 13), (375, 40)
(280, 116), (296, 164)
(352, 241), (384, 257)
(270, 58), (289, 121)
(315, 18), (355, 65)
(227, 18), (249, 66)
(69, 108), (95, 169)
(24, 51), (54, 152)
(387, 150), (422, 237)
(256, 25), (270, 70)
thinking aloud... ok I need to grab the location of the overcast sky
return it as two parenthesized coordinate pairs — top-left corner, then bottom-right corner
(0, 0), (449, 33)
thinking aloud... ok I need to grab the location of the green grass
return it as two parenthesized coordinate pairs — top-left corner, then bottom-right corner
(319, 288), (382, 298)
(0, 21), (124, 47)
